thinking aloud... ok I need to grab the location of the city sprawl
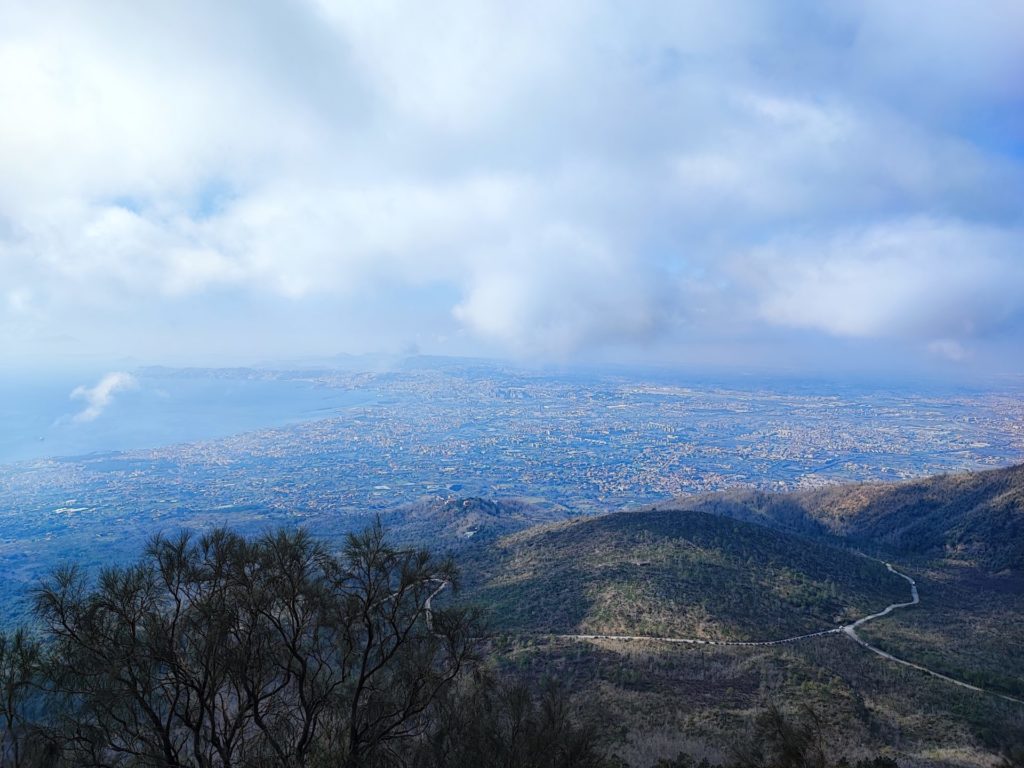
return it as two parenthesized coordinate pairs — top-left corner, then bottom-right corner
(1, 363), (1022, 613)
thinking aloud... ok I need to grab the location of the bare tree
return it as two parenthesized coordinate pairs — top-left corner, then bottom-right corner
(327, 522), (480, 767)
(32, 522), (481, 767)
(0, 627), (51, 768)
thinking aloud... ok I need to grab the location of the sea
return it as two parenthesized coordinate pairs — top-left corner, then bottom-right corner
(0, 368), (376, 466)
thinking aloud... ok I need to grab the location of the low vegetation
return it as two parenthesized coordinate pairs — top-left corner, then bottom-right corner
(0, 523), (925, 768)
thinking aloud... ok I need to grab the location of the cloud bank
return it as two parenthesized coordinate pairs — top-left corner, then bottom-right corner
(71, 372), (138, 423)
(1, 1), (1022, 373)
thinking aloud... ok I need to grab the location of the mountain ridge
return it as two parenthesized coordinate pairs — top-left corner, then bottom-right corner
(659, 463), (1024, 570)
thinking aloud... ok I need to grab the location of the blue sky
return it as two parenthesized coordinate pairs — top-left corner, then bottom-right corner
(1, 1), (1022, 376)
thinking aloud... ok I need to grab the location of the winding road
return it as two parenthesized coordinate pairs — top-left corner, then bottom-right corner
(841, 565), (1024, 705)
(544, 561), (1024, 706)
(429, 560), (1021, 704)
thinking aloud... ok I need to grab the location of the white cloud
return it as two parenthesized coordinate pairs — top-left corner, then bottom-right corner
(70, 372), (138, 422)
(927, 339), (971, 363)
(739, 219), (1024, 339)
(0, 1), (1022, 369)
(452, 225), (675, 352)
(4, 288), (33, 316)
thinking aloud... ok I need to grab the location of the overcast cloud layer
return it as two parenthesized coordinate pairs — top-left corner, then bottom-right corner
(1, 1), (1022, 374)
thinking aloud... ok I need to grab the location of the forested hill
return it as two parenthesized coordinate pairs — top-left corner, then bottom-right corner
(459, 507), (906, 640)
(663, 463), (1024, 570)
(380, 496), (573, 548)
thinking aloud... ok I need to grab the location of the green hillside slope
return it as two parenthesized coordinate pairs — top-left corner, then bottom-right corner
(459, 508), (907, 641)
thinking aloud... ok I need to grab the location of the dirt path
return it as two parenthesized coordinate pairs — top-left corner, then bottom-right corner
(547, 561), (1024, 706)
(841, 563), (1024, 706)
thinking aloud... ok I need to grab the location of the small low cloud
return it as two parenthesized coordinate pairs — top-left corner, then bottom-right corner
(70, 372), (138, 423)
(927, 339), (971, 363)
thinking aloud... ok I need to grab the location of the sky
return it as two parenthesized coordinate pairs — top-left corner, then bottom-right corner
(1, 1), (1022, 377)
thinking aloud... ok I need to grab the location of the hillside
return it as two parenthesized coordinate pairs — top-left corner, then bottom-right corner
(452, 471), (1024, 766)
(459, 507), (906, 641)
(379, 495), (574, 549)
(665, 463), (1024, 570)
